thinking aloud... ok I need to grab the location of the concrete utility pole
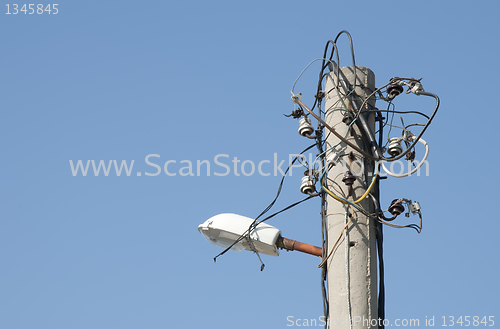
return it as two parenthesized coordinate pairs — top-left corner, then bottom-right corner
(324, 66), (378, 328)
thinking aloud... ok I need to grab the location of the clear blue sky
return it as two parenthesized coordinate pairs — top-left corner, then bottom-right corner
(1, 1), (499, 328)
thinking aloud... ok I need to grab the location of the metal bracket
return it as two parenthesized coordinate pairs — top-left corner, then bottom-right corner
(409, 201), (421, 214)
(291, 92), (302, 104)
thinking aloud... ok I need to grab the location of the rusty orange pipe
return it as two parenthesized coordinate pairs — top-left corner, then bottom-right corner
(277, 237), (322, 257)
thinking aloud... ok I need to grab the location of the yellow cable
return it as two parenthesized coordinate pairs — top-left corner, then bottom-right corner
(353, 173), (378, 204)
(322, 162), (378, 205)
(322, 184), (350, 203)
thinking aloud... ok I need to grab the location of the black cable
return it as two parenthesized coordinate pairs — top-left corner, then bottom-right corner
(332, 30), (356, 92)
(213, 195), (315, 262)
(376, 212), (385, 327)
(213, 144), (317, 262)
(378, 105), (385, 148)
(316, 32), (355, 115)
(377, 215), (422, 233)
(253, 143), (316, 222)
(382, 102), (396, 148)
(297, 99), (379, 161)
(364, 108), (430, 120)
(360, 130), (385, 327)
(319, 41), (339, 91)
(375, 115), (385, 327)
(309, 96), (319, 113)
(313, 34), (356, 143)
(314, 122), (329, 329)
(321, 267), (328, 329)
(368, 191), (385, 329)
(313, 41), (340, 122)
(255, 195), (315, 224)
(379, 212), (398, 222)
(356, 91), (440, 162)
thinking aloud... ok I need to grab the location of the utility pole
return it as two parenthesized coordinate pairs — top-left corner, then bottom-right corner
(201, 31), (439, 329)
(324, 66), (378, 328)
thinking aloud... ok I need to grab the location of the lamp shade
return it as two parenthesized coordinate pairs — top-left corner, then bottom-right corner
(198, 213), (281, 256)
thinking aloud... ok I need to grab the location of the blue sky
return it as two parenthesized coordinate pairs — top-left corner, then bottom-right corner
(1, 1), (499, 328)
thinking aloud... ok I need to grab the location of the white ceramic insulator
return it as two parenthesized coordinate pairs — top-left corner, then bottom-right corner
(388, 138), (403, 156)
(300, 176), (315, 194)
(381, 137), (429, 178)
(298, 117), (314, 137)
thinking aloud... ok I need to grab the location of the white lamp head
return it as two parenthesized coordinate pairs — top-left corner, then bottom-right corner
(198, 213), (281, 256)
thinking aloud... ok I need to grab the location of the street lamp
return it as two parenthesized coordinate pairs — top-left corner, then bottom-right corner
(198, 213), (322, 257)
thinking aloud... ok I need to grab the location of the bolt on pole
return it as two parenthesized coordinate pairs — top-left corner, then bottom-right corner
(324, 66), (378, 328)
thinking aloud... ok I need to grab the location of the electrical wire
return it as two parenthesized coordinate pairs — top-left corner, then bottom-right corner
(312, 119), (356, 172)
(292, 58), (338, 96)
(296, 48), (439, 166)
(289, 34), (436, 327)
(377, 214), (422, 233)
(355, 77), (426, 121)
(319, 40), (340, 95)
(317, 216), (353, 268)
(332, 30), (356, 93)
(294, 96), (378, 161)
(385, 102), (396, 147)
(309, 33), (355, 129)
(321, 183), (372, 218)
(404, 123), (426, 129)
(372, 183), (385, 328)
(253, 144), (316, 222)
(374, 108), (386, 328)
(321, 162), (378, 205)
(314, 122), (329, 329)
(364, 108), (430, 120)
(212, 144), (317, 262)
(380, 137), (429, 177)
(353, 81), (393, 120)
(368, 194), (422, 233)
(344, 210), (353, 329)
(213, 195), (315, 262)
(357, 90), (440, 162)
(316, 40), (439, 328)
(291, 49), (340, 115)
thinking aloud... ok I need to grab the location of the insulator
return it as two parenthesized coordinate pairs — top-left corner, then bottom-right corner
(387, 138), (403, 157)
(388, 199), (405, 217)
(387, 84), (404, 99)
(342, 112), (355, 125)
(326, 151), (340, 166)
(342, 171), (356, 186)
(298, 117), (314, 137)
(300, 176), (315, 195)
